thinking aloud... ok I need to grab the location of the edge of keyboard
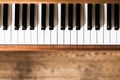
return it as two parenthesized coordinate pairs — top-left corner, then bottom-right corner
(0, 45), (120, 51)
(0, 2), (119, 51)
(0, 0), (120, 3)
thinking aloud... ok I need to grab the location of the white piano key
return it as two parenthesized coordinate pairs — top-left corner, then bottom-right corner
(44, 4), (50, 45)
(57, 4), (64, 45)
(77, 4), (84, 45)
(23, 4), (30, 44)
(38, 30), (44, 45)
(24, 27), (30, 44)
(64, 30), (70, 45)
(24, 28), (30, 44)
(0, 5), (4, 44)
(18, 4), (24, 44)
(18, 28), (25, 44)
(31, 29), (38, 44)
(50, 4), (57, 45)
(45, 28), (50, 45)
(97, 4), (104, 44)
(38, 4), (44, 45)
(71, 4), (77, 45)
(84, 4), (91, 45)
(117, 30), (120, 44)
(11, 4), (18, 44)
(91, 29), (97, 45)
(97, 27), (104, 45)
(30, 4), (38, 44)
(71, 27), (77, 45)
(104, 4), (111, 45)
(0, 26), (4, 44)
(4, 4), (12, 44)
(4, 27), (11, 44)
(64, 4), (70, 45)
(77, 28), (84, 45)
(111, 5), (117, 45)
(111, 28), (117, 44)
(90, 4), (97, 45)
(117, 5), (120, 44)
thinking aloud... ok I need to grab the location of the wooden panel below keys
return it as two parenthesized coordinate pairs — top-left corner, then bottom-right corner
(0, 51), (120, 80)
(0, 0), (120, 3)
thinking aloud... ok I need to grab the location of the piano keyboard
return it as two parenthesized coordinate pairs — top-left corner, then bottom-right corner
(0, 4), (120, 45)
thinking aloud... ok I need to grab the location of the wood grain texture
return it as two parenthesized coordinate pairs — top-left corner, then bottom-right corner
(0, 0), (119, 3)
(0, 51), (120, 80)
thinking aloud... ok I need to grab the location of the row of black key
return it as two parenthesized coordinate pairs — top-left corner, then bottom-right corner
(3, 4), (36, 30)
(2, 4), (120, 30)
(87, 4), (119, 30)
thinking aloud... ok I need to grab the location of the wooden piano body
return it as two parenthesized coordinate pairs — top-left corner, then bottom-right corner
(0, 0), (119, 51)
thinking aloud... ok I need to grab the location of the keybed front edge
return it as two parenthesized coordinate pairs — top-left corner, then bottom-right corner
(0, 0), (119, 4)
(0, 45), (119, 51)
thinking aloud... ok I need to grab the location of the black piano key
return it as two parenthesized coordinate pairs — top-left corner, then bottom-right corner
(3, 4), (8, 30)
(30, 4), (35, 30)
(68, 4), (73, 30)
(114, 4), (119, 30)
(41, 4), (46, 30)
(76, 4), (81, 30)
(61, 4), (66, 30)
(107, 4), (112, 30)
(87, 4), (92, 30)
(95, 4), (100, 30)
(22, 4), (27, 30)
(15, 4), (20, 30)
(49, 4), (54, 30)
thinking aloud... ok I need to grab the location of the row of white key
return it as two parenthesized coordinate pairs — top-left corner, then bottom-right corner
(0, 4), (119, 45)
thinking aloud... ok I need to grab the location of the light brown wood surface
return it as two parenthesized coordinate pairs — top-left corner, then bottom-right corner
(0, 45), (120, 51)
(0, 0), (119, 3)
(0, 51), (120, 80)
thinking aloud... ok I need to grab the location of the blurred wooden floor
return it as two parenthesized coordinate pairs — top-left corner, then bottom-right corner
(0, 51), (120, 80)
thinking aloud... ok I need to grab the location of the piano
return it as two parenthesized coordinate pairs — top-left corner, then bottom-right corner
(0, 0), (120, 51)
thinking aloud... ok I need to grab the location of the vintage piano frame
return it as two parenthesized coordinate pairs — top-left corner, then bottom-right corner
(0, 0), (119, 51)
